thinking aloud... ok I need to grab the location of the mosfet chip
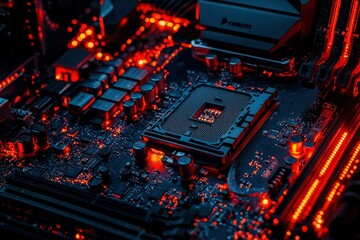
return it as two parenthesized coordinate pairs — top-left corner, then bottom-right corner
(81, 80), (103, 97)
(44, 79), (73, 97)
(142, 84), (278, 170)
(90, 99), (116, 119)
(113, 78), (138, 92)
(68, 92), (95, 114)
(100, 88), (127, 107)
(122, 67), (149, 83)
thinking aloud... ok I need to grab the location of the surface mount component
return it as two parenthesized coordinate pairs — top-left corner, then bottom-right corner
(54, 48), (92, 82)
(143, 84), (278, 169)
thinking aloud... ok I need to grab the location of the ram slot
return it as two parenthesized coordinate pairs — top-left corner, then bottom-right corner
(0, 172), (159, 239)
(332, 0), (360, 74)
(335, 11), (360, 96)
(315, 0), (353, 85)
(299, 0), (341, 83)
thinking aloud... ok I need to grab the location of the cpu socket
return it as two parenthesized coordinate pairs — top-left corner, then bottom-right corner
(142, 84), (278, 170)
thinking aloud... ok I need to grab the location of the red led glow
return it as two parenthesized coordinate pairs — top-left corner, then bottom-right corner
(86, 41), (94, 49)
(319, 132), (347, 177)
(292, 131), (348, 221)
(96, 52), (103, 60)
(55, 66), (79, 82)
(261, 198), (270, 206)
(312, 141), (360, 232)
(0, 68), (25, 91)
(147, 148), (164, 170)
(85, 29), (93, 36)
(71, 40), (78, 47)
(68, 26), (96, 49)
(339, 142), (360, 180)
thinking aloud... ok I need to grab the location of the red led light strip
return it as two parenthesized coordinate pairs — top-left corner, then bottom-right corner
(292, 132), (348, 221)
(292, 179), (320, 220)
(0, 69), (25, 91)
(319, 132), (348, 177)
(312, 141), (360, 231)
(339, 142), (360, 180)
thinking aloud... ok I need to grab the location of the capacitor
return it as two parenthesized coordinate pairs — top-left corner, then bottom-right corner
(17, 133), (34, 158)
(99, 146), (111, 160)
(120, 168), (131, 180)
(229, 57), (242, 77)
(88, 176), (102, 191)
(284, 155), (299, 173)
(132, 140), (148, 162)
(289, 133), (304, 156)
(205, 52), (219, 71)
(123, 100), (137, 121)
(140, 173), (149, 182)
(31, 122), (49, 150)
(130, 92), (145, 112)
(140, 83), (156, 104)
(150, 73), (165, 93)
(178, 155), (195, 181)
(99, 165), (110, 184)
(303, 141), (316, 159)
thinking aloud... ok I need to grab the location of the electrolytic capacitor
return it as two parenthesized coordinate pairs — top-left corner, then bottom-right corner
(150, 73), (165, 93)
(205, 52), (219, 71)
(303, 141), (316, 159)
(178, 155), (195, 181)
(17, 133), (34, 158)
(130, 92), (145, 112)
(132, 140), (148, 162)
(289, 133), (304, 156)
(284, 155), (299, 173)
(140, 83), (156, 104)
(31, 122), (49, 150)
(123, 100), (137, 121)
(99, 165), (110, 184)
(229, 57), (243, 77)
(88, 176), (102, 191)
(99, 146), (111, 160)
(120, 167), (131, 180)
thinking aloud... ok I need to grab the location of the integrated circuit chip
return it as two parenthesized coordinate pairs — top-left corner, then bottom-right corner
(142, 84), (278, 169)
(54, 48), (91, 82)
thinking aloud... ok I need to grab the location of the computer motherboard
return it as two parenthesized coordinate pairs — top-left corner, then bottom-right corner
(0, 0), (359, 239)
